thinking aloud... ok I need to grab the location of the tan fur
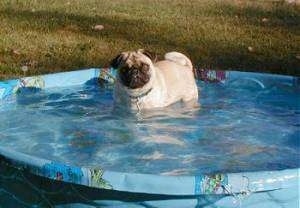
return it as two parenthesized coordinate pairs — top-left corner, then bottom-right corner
(113, 50), (199, 110)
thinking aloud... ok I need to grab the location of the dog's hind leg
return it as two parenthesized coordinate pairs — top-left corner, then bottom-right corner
(164, 52), (193, 70)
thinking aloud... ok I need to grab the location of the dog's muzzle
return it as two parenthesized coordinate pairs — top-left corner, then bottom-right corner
(119, 65), (151, 89)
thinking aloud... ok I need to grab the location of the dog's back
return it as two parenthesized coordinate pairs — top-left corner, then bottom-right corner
(154, 52), (198, 103)
(164, 52), (193, 70)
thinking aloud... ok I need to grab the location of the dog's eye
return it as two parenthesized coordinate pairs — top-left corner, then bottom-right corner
(141, 64), (149, 72)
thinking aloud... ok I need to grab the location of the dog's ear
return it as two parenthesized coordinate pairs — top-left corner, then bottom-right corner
(110, 54), (124, 69)
(138, 49), (157, 62)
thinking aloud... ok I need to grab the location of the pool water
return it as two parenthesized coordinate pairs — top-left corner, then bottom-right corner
(0, 80), (299, 176)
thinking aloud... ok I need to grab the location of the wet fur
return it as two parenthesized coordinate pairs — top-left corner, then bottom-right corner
(110, 49), (198, 110)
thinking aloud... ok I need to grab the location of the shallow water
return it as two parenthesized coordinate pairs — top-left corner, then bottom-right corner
(0, 80), (299, 175)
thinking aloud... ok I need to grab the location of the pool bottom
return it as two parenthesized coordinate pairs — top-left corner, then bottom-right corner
(0, 72), (299, 176)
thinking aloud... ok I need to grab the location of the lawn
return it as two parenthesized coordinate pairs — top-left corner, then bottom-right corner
(0, 0), (299, 80)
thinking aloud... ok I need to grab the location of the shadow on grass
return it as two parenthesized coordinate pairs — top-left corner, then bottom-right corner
(0, 6), (299, 76)
(0, 8), (181, 49)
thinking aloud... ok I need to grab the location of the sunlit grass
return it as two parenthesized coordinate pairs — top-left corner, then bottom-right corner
(0, 0), (299, 79)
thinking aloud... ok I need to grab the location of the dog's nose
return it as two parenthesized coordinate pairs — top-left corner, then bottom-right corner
(130, 67), (138, 74)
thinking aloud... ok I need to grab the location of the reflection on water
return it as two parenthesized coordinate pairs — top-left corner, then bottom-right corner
(0, 81), (299, 176)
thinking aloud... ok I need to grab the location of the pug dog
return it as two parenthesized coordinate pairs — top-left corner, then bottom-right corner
(110, 49), (198, 110)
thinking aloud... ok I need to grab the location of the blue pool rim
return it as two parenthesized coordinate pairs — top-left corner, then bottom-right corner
(0, 68), (299, 205)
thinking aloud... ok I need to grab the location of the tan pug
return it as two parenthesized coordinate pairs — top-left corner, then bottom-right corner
(110, 49), (198, 110)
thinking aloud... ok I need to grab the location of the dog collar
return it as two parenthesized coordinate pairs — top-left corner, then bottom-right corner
(129, 87), (153, 100)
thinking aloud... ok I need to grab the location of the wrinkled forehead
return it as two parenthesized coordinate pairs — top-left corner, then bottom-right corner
(124, 51), (152, 67)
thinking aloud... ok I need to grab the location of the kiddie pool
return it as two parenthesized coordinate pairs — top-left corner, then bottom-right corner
(0, 68), (299, 208)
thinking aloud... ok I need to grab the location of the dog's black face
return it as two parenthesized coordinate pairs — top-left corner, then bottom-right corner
(110, 50), (156, 89)
(119, 63), (150, 89)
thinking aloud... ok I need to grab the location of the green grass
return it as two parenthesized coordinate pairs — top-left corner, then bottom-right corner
(0, 0), (299, 80)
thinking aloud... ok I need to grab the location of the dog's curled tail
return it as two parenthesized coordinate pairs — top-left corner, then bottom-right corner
(164, 52), (193, 70)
